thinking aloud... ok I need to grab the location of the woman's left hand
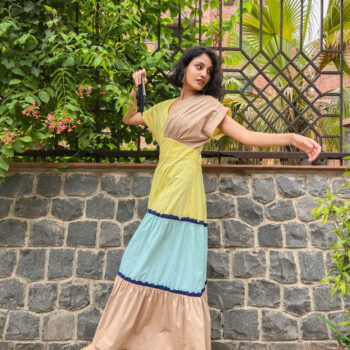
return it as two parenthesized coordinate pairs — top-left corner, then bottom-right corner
(292, 134), (322, 162)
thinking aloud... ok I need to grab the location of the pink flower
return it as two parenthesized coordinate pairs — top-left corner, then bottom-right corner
(25, 108), (30, 113)
(22, 111), (26, 115)
(3, 128), (7, 131)
(34, 110), (39, 116)
(79, 86), (84, 91)
(65, 116), (71, 123)
(77, 120), (81, 124)
(21, 131), (24, 135)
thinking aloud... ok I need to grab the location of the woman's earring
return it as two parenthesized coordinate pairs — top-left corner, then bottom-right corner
(182, 75), (185, 84)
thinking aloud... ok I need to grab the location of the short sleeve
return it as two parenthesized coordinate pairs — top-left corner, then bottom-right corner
(202, 98), (229, 140)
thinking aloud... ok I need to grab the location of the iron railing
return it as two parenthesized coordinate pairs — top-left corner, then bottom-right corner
(14, 0), (345, 165)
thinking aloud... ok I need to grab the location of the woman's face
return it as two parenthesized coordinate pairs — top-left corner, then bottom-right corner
(183, 53), (213, 92)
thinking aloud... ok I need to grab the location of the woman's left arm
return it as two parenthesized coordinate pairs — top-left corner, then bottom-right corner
(218, 114), (322, 162)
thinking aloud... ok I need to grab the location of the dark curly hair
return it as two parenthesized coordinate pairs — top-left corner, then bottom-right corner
(168, 46), (225, 101)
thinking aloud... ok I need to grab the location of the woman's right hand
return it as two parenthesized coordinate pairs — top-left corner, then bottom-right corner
(132, 69), (148, 86)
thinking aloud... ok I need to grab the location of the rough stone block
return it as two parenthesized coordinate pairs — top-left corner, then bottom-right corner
(252, 177), (275, 203)
(301, 313), (328, 339)
(42, 311), (74, 340)
(0, 199), (11, 218)
(266, 200), (296, 221)
(77, 307), (102, 339)
(0, 250), (16, 277)
(308, 177), (329, 197)
(298, 251), (325, 283)
(5, 312), (39, 339)
(277, 176), (305, 197)
(207, 280), (245, 309)
(137, 197), (148, 219)
(16, 249), (45, 281)
(211, 343), (235, 350)
(67, 221), (97, 247)
(258, 224), (283, 247)
(123, 220), (141, 247)
(14, 196), (48, 217)
(223, 219), (254, 247)
(328, 311), (348, 339)
(93, 282), (114, 309)
(76, 250), (104, 279)
(100, 221), (121, 247)
(0, 279), (25, 309)
(283, 287), (311, 316)
(269, 250), (297, 283)
(296, 195), (318, 222)
(237, 197), (263, 226)
(0, 174), (33, 197)
(0, 343), (12, 350)
(207, 193), (235, 219)
(101, 175), (130, 197)
(28, 283), (57, 312)
(105, 249), (124, 280)
(64, 173), (98, 196)
(313, 284), (341, 311)
(238, 343), (267, 350)
(48, 343), (88, 350)
(248, 279), (280, 307)
(208, 220), (221, 248)
(16, 344), (45, 350)
(36, 173), (61, 197)
(86, 194), (115, 219)
(223, 309), (258, 340)
(308, 342), (338, 350)
(48, 249), (74, 280)
(219, 177), (249, 195)
(116, 199), (135, 223)
(233, 250), (266, 278)
(29, 219), (64, 246)
(332, 179), (350, 198)
(207, 250), (230, 278)
(284, 221), (307, 248)
(52, 198), (83, 220)
(59, 280), (90, 310)
(0, 219), (26, 247)
(310, 221), (337, 249)
(133, 176), (152, 196)
(262, 310), (298, 340)
(203, 175), (217, 193)
(210, 308), (221, 339)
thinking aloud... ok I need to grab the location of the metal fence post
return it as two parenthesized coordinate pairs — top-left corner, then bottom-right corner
(343, 118), (350, 166)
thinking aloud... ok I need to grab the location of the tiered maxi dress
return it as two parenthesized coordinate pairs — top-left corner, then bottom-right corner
(92, 93), (229, 350)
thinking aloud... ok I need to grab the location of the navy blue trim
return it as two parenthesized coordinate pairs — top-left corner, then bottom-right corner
(118, 271), (207, 297)
(147, 209), (207, 227)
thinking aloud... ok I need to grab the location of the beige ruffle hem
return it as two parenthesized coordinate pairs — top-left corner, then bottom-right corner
(92, 275), (211, 350)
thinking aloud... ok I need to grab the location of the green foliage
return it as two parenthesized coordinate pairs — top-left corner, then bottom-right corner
(313, 156), (350, 346)
(0, 0), (210, 180)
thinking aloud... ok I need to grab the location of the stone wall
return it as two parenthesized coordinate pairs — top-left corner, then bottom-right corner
(0, 164), (349, 350)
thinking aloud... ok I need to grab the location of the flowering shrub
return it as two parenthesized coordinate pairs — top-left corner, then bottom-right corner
(0, 0), (218, 180)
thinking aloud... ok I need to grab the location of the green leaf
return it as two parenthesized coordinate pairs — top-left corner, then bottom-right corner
(9, 79), (21, 85)
(0, 156), (9, 171)
(66, 103), (79, 112)
(12, 142), (25, 153)
(20, 136), (32, 142)
(1, 146), (14, 158)
(44, 5), (53, 11)
(12, 67), (25, 76)
(38, 91), (50, 103)
(25, 96), (36, 104)
(63, 56), (75, 67)
(94, 56), (102, 67)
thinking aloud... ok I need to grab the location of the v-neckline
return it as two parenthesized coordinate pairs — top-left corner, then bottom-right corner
(167, 94), (199, 117)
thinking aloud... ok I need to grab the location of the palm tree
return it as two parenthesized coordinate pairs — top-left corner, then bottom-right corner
(218, 0), (350, 163)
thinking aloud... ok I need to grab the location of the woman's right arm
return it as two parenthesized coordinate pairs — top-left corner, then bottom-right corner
(122, 69), (147, 126)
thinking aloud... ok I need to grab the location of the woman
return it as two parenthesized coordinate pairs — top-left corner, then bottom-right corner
(84, 46), (321, 350)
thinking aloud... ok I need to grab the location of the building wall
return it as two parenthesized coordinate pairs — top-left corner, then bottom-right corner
(0, 163), (348, 350)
